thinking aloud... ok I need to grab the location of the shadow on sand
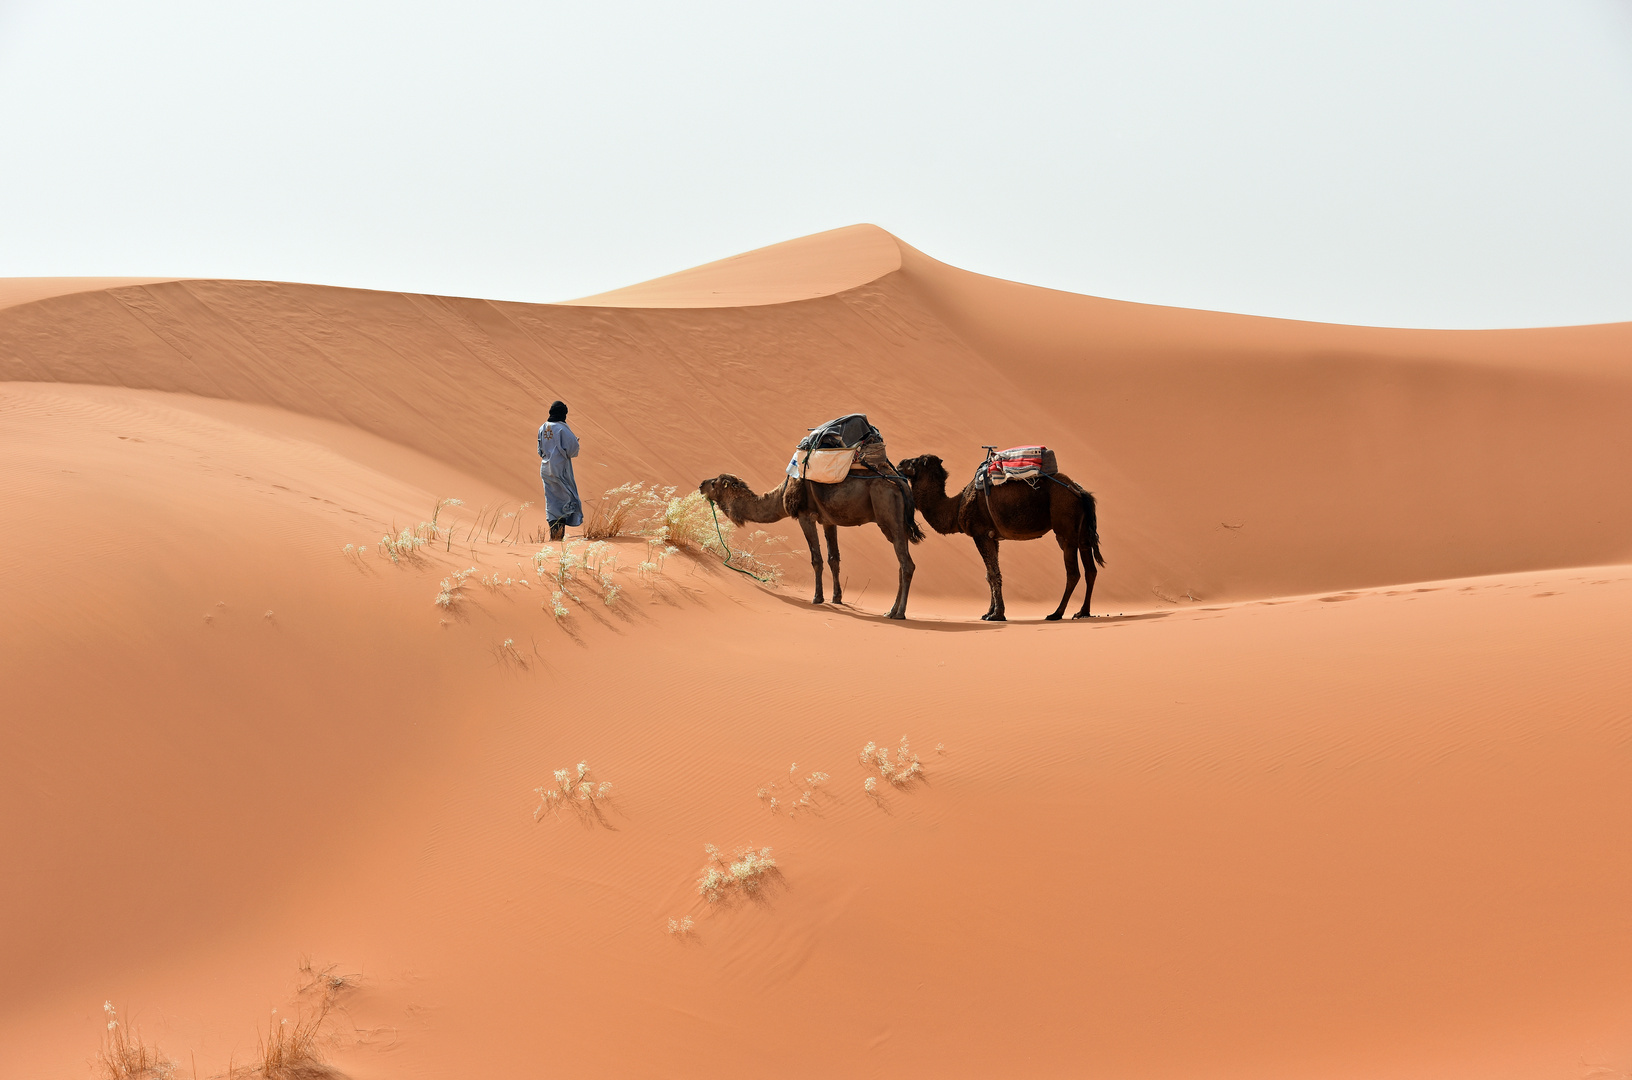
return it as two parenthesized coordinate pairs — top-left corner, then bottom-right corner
(764, 589), (1172, 630)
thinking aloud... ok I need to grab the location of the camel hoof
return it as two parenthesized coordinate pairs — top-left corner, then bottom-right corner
(811, 597), (823, 605)
(1072, 612), (1092, 620)
(981, 613), (1006, 622)
(887, 611), (906, 620)
(1044, 612), (1064, 622)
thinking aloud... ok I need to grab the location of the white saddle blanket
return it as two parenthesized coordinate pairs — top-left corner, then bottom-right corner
(786, 447), (857, 484)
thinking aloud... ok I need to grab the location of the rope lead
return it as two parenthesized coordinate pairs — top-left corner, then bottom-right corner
(710, 501), (775, 583)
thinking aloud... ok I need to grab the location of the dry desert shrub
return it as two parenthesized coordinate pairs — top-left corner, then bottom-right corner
(534, 762), (613, 823)
(651, 489), (729, 556)
(376, 525), (428, 563)
(696, 844), (778, 903)
(757, 762), (830, 816)
(722, 529), (788, 584)
(98, 1002), (176, 1080)
(582, 481), (666, 540)
(580, 482), (728, 557)
(531, 540), (623, 613)
(429, 497), (462, 548)
(861, 736), (926, 800)
(666, 915), (695, 936)
(234, 962), (355, 1080)
(434, 566), (477, 609)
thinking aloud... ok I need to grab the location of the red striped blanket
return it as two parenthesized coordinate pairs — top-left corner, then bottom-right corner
(983, 446), (1056, 486)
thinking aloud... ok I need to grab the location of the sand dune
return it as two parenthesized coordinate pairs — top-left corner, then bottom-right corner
(2, 228), (1629, 1079)
(0, 277), (182, 313)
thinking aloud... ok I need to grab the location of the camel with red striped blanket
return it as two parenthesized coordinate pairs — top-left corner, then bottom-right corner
(896, 453), (1104, 621)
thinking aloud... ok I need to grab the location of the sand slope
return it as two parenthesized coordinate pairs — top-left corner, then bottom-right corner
(2, 228), (1630, 1080)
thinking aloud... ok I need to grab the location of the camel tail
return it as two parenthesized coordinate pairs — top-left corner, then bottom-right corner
(1080, 489), (1106, 567)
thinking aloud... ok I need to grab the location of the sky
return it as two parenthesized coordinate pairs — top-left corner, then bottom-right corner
(1, 0), (1629, 328)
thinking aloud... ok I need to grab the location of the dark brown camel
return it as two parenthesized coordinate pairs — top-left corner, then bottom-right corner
(896, 454), (1105, 621)
(697, 474), (923, 619)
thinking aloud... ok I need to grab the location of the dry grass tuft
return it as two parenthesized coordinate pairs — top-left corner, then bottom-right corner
(434, 566), (477, 609)
(666, 915), (695, 936)
(860, 735), (925, 799)
(757, 762), (829, 816)
(98, 1002), (175, 1080)
(651, 490), (729, 556)
(376, 525), (428, 563)
(532, 540), (623, 613)
(534, 762), (613, 823)
(235, 962), (354, 1080)
(582, 481), (665, 540)
(696, 844), (778, 903)
(723, 529), (788, 583)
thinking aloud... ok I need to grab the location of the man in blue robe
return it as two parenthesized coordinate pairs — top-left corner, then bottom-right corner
(537, 400), (582, 540)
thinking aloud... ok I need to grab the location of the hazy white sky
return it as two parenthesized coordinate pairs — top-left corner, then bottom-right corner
(1, 0), (1629, 328)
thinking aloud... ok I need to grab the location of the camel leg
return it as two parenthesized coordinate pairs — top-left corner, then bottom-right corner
(825, 525), (843, 605)
(876, 492), (914, 620)
(1072, 537), (1098, 619)
(1046, 532), (1081, 621)
(798, 515), (825, 604)
(974, 533), (1004, 621)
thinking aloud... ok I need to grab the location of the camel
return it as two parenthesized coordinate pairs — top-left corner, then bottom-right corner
(697, 473), (923, 619)
(895, 454), (1105, 621)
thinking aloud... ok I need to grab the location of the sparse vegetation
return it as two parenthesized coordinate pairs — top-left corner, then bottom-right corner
(697, 844), (778, 903)
(344, 476), (777, 641)
(652, 489), (729, 556)
(235, 961), (353, 1080)
(98, 1002), (175, 1080)
(666, 915), (695, 936)
(532, 539), (622, 610)
(377, 525), (428, 562)
(860, 735), (926, 796)
(534, 762), (613, 822)
(433, 499), (463, 550)
(98, 962), (355, 1080)
(434, 566), (477, 609)
(757, 762), (829, 815)
(723, 529), (789, 584)
(582, 481), (665, 540)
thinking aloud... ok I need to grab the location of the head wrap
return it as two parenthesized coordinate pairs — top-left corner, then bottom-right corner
(547, 400), (568, 422)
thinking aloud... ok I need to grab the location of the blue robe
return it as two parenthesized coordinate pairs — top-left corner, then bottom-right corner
(537, 421), (583, 527)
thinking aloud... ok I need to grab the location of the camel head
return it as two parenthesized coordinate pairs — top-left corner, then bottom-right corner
(697, 473), (752, 525)
(895, 454), (948, 491)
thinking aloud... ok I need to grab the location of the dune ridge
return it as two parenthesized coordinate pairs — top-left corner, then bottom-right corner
(3, 228), (1630, 1080)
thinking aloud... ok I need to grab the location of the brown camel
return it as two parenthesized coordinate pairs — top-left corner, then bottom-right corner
(697, 474), (923, 619)
(896, 454), (1105, 621)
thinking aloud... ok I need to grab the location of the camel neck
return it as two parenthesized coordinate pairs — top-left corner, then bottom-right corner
(914, 475), (962, 534)
(731, 482), (790, 524)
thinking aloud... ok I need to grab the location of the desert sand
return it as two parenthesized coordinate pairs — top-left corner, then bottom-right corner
(2, 226), (1629, 1079)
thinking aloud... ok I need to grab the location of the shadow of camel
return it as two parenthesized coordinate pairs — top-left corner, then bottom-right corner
(764, 589), (1172, 630)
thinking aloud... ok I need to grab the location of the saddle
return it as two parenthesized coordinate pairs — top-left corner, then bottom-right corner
(786, 413), (887, 484)
(975, 445), (1058, 490)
